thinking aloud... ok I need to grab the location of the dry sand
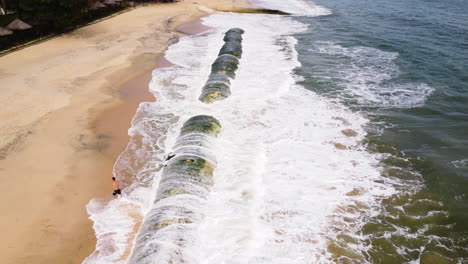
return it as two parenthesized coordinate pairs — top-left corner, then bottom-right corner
(0, 0), (248, 263)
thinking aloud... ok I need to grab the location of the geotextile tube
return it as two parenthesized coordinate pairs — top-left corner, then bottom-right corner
(199, 28), (245, 104)
(127, 115), (221, 264)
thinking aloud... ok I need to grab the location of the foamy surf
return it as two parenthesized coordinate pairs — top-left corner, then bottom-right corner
(85, 4), (395, 264)
(306, 41), (435, 108)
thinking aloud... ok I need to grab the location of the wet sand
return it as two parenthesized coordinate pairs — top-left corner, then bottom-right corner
(0, 0), (248, 263)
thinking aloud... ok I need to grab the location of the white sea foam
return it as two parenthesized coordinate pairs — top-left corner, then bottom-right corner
(309, 41), (435, 108)
(452, 158), (468, 168)
(85, 11), (394, 264)
(84, 105), (172, 263)
(84, 198), (140, 263)
(250, 0), (332, 16)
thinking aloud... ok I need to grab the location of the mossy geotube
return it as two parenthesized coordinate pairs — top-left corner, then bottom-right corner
(206, 73), (231, 85)
(223, 29), (244, 42)
(199, 83), (232, 104)
(226, 28), (245, 35)
(179, 115), (221, 136)
(127, 115), (221, 264)
(212, 54), (240, 73)
(218, 41), (243, 59)
(199, 28), (245, 104)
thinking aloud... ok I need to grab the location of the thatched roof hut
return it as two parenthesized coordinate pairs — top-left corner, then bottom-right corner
(6, 19), (32, 31)
(103, 0), (121, 5)
(0, 26), (13, 36)
(90, 2), (106, 10)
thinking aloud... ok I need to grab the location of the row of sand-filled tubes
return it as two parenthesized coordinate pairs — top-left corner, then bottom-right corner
(128, 28), (244, 263)
(199, 28), (245, 103)
(127, 115), (221, 263)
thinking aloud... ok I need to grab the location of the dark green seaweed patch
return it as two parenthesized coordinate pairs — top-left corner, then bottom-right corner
(217, 8), (291, 16)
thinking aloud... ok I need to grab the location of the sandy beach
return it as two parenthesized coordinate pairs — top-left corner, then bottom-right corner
(0, 0), (248, 263)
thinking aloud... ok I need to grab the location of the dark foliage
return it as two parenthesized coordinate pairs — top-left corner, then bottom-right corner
(0, 0), (181, 52)
(2, 0), (20, 11)
(0, 13), (15, 25)
(0, 2), (124, 51)
(18, 0), (91, 29)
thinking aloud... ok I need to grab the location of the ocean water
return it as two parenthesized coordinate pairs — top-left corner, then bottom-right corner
(293, 0), (468, 262)
(84, 0), (468, 263)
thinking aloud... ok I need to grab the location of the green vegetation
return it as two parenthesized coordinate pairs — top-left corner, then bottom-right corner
(17, 0), (90, 29)
(0, 13), (16, 25)
(0, 0), (178, 53)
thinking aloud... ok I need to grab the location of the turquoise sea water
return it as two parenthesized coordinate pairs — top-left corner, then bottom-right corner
(295, 0), (468, 262)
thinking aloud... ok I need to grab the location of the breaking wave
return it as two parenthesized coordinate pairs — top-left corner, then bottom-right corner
(307, 41), (435, 108)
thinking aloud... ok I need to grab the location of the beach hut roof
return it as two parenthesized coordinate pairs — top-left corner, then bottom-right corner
(103, 0), (121, 5)
(90, 2), (106, 9)
(6, 19), (32, 31)
(0, 26), (13, 36)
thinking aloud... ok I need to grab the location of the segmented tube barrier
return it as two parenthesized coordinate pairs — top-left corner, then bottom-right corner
(199, 28), (245, 103)
(127, 115), (221, 264)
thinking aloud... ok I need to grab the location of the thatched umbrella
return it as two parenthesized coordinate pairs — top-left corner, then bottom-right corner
(0, 26), (13, 36)
(90, 1), (106, 10)
(103, 0), (121, 5)
(6, 19), (32, 31)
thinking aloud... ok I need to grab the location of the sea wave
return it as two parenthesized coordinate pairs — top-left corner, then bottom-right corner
(307, 41), (435, 108)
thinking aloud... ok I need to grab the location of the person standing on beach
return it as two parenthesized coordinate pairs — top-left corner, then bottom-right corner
(112, 177), (122, 197)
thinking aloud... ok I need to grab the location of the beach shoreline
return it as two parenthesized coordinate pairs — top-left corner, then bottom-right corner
(0, 1), (248, 263)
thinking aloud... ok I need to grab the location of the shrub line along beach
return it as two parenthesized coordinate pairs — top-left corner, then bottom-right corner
(0, 0), (249, 263)
(0, 1), (179, 54)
